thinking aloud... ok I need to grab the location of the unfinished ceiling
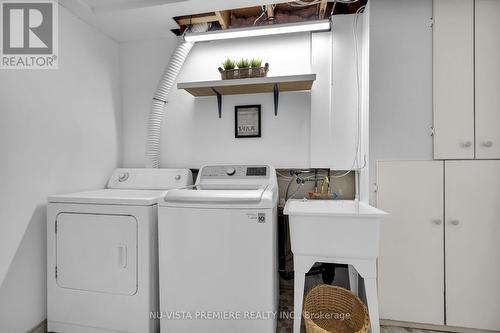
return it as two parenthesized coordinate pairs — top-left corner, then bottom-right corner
(174, 0), (367, 33)
(58, 0), (367, 42)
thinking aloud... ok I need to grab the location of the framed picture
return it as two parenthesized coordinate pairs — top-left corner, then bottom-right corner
(235, 105), (261, 138)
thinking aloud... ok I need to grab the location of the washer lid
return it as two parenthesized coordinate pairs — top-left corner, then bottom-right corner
(164, 187), (265, 204)
(161, 185), (275, 208)
(48, 189), (166, 206)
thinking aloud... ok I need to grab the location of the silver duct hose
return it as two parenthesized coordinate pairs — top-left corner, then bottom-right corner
(145, 23), (209, 168)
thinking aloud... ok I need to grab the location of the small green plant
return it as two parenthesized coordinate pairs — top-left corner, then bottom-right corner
(250, 58), (262, 68)
(236, 58), (250, 69)
(222, 58), (235, 70)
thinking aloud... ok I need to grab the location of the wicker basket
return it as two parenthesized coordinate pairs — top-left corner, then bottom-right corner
(303, 285), (370, 333)
(218, 63), (269, 80)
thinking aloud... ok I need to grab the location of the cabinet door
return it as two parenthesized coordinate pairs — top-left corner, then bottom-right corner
(475, 0), (500, 158)
(310, 16), (360, 169)
(445, 161), (500, 331)
(377, 161), (444, 325)
(433, 0), (474, 159)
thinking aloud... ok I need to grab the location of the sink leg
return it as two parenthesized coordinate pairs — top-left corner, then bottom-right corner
(364, 277), (380, 333)
(348, 264), (359, 296)
(293, 271), (306, 333)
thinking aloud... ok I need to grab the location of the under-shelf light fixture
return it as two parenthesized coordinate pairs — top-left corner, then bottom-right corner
(183, 20), (331, 42)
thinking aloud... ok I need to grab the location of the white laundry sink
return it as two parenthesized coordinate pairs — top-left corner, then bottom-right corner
(284, 200), (387, 259)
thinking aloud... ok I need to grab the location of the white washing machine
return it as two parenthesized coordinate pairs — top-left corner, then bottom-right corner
(47, 168), (192, 333)
(158, 165), (278, 333)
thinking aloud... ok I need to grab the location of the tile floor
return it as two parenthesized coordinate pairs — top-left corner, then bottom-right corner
(380, 327), (443, 333)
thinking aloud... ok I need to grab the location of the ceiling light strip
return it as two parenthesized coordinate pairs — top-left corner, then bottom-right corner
(183, 20), (331, 42)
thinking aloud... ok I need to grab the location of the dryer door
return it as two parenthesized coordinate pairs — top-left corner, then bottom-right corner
(56, 213), (137, 295)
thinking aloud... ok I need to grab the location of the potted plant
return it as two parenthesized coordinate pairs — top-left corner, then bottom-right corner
(218, 58), (269, 80)
(236, 58), (251, 78)
(250, 58), (269, 78)
(219, 58), (236, 79)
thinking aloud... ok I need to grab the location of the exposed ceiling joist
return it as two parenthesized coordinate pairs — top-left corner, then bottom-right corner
(318, 0), (328, 19)
(173, 0), (367, 34)
(215, 10), (230, 29)
(266, 4), (275, 23)
(175, 13), (219, 26)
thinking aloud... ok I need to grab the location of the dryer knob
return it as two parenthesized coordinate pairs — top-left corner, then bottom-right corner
(175, 175), (181, 180)
(118, 172), (129, 182)
(226, 168), (236, 176)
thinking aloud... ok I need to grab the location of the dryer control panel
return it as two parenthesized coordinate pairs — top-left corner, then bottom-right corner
(107, 168), (193, 190)
(200, 165), (269, 179)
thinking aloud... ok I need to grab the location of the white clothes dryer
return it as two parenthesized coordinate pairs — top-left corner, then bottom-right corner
(47, 168), (192, 333)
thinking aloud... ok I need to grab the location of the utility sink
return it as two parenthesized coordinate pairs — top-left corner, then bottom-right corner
(284, 200), (387, 259)
(284, 200), (388, 333)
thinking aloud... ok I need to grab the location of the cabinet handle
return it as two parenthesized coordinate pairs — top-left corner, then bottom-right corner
(450, 219), (460, 226)
(432, 219), (443, 225)
(482, 141), (493, 148)
(460, 141), (472, 148)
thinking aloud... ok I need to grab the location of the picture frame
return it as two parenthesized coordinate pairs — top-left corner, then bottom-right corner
(235, 105), (261, 138)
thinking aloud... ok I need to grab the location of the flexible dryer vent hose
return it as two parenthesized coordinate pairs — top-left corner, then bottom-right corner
(145, 23), (209, 168)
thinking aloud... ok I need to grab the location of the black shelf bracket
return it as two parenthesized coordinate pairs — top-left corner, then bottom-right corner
(212, 88), (222, 118)
(273, 83), (279, 116)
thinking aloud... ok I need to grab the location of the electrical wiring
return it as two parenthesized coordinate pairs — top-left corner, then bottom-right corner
(289, 0), (321, 7)
(278, 1), (367, 193)
(330, 0), (338, 16)
(277, 170), (328, 180)
(353, 5), (365, 166)
(283, 175), (332, 201)
(328, 5), (365, 181)
(332, 170), (353, 178)
(276, 171), (293, 179)
(303, 176), (325, 181)
(288, 0), (359, 7)
(279, 169), (336, 202)
(288, 182), (304, 199)
(253, 6), (267, 25)
(284, 175), (298, 200)
(283, 170), (313, 200)
(277, 170), (314, 178)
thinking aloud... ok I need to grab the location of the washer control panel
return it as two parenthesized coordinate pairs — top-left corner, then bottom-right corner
(200, 165), (269, 179)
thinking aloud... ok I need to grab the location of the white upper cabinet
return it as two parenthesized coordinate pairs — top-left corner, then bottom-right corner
(475, 0), (500, 159)
(433, 0), (475, 159)
(434, 0), (500, 160)
(310, 15), (364, 169)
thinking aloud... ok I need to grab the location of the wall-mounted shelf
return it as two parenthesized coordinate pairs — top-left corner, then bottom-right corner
(177, 74), (316, 117)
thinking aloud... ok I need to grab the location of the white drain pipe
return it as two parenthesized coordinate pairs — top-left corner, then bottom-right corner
(145, 23), (209, 168)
